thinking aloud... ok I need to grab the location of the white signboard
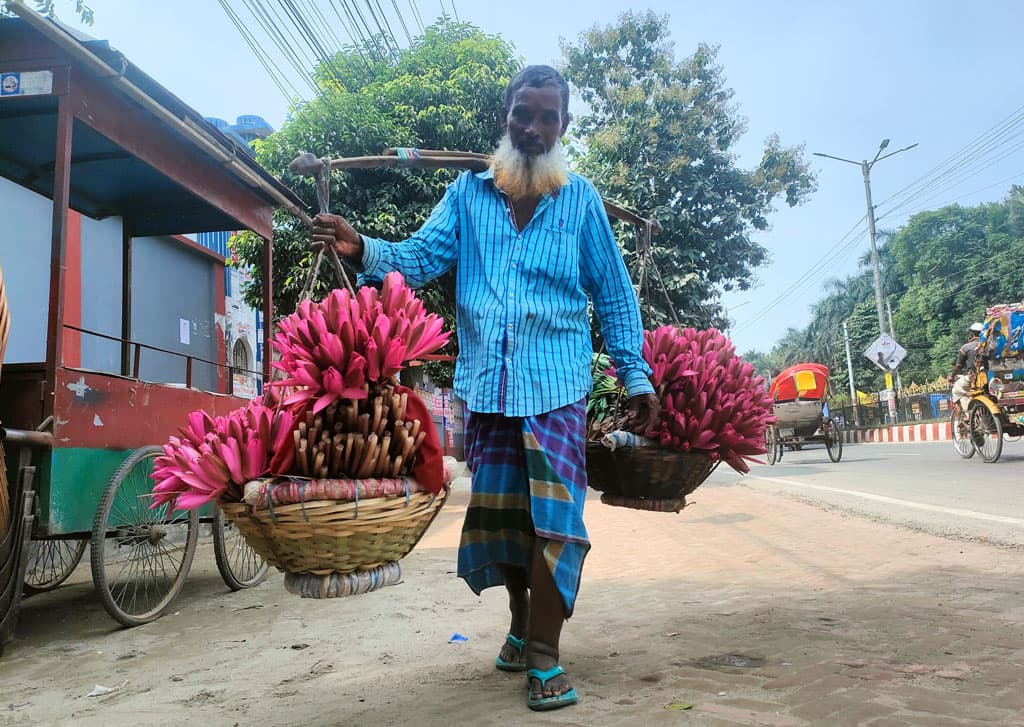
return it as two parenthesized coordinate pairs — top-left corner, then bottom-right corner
(0, 71), (53, 97)
(863, 334), (907, 371)
(179, 318), (191, 345)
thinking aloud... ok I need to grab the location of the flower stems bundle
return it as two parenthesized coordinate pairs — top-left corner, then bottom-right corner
(289, 382), (428, 480)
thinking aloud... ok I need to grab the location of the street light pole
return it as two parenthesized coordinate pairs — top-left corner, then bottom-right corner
(861, 159), (887, 336)
(813, 140), (918, 339)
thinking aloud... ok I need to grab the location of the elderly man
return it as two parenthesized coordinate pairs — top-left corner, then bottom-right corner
(312, 65), (658, 711)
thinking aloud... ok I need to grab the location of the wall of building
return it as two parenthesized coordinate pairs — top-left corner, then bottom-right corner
(224, 264), (260, 397)
(1, 176), (222, 391)
(132, 236), (218, 391)
(79, 214), (123, 373)
(0, 176), (51, 363)
(194, 230), (261, 397)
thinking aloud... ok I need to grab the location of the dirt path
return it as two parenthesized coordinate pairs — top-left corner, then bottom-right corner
(2, 475), (1023, 726)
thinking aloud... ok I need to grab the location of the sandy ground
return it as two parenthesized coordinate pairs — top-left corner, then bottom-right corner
(2, 471), (1023, 726)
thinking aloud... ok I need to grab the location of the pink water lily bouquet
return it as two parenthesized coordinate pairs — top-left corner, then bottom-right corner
(272, 271), (451, 414)
(150, 273), (451, 511)
(643, 326), (774, 473)
(150, 399), (295, 509)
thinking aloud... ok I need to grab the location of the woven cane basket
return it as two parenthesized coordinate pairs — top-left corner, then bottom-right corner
(219, 484), (448, 575)
(585, 444), (717, 512)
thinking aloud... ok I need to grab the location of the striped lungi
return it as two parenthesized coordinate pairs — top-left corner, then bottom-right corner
(457, 399), (590, 616)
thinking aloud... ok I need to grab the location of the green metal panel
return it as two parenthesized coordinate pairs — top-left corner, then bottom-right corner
(43, 448), (130, 535)
(41, 447), (214, 536)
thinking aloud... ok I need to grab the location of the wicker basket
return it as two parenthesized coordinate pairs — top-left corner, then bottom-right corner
(585, 443), (717, 512)
(219, 483), (448, 575)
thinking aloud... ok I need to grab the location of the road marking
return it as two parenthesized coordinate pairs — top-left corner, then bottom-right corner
(748, 475), (1024, 526)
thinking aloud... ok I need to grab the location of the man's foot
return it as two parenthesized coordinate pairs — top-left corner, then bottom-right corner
(526, 665), (578, 711)
(526, 642), (576, 709)
(496, 633), (527, 671)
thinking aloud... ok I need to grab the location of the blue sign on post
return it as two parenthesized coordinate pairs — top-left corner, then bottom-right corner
(0, 73), (21, 96)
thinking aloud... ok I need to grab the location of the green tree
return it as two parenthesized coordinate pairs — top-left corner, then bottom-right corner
(231, 19), (519, 386)
(761, 186), (1024, 398)
(887, 194), (1024, 383)
(1, 1), (93, 24)
(560, 11), (816, 329)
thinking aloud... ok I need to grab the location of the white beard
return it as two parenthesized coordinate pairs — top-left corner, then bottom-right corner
(489, 134), (569, 199)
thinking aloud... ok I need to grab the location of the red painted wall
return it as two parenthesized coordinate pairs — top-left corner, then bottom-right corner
(62, 209), (82, 367)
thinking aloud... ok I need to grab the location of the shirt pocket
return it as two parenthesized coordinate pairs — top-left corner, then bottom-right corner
(521, 225), (580, 294)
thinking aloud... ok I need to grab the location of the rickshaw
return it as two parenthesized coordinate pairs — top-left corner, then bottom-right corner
(1, 8), (310, 647)
(951, 303), (1024, 463)
(763, 363), (843, 464)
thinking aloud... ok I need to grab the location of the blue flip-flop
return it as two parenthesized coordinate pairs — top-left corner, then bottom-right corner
(526, 665), (578, 711)
(495, 633), (527, 672)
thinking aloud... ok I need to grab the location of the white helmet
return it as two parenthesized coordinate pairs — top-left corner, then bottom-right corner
(969, 322), (984, 334)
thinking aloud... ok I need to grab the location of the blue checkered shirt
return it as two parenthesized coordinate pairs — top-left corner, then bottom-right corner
(360, 169), (653, 417)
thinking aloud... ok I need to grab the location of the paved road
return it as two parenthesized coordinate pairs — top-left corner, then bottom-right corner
(710, 440), (1024, 547)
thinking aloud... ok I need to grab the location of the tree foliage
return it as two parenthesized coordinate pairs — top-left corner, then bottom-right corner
(231, 19), (519, 386)
(1, 1), (93, 24)
(561, 11), (816, 329)
(758, 186), (1024, 396)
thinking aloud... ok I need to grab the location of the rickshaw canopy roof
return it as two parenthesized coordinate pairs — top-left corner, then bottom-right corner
(771, 363), (830, 402)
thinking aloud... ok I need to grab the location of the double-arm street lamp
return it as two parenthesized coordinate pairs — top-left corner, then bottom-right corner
(813, 139), (918, 338)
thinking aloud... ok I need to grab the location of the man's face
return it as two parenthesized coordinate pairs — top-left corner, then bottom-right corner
(503, 84), (569, 157)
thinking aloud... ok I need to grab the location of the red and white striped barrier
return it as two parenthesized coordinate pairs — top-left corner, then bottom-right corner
(843, 421), (952, 444)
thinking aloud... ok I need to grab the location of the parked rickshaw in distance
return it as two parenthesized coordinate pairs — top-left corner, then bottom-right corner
(764, 363), (843, 464)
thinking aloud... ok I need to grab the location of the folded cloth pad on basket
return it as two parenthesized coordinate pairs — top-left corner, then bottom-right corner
(241, 459), (458, 509)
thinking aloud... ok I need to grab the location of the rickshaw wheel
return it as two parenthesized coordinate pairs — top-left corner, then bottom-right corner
(23, 538), (88, 595)
(90, 446), (199, 627)
(824, 419), (843, 463)
(213, 509), (269, 590)
(969, 403), (1003, 464)
(765, 426), (779, 465)
(950, 404), (975, 459)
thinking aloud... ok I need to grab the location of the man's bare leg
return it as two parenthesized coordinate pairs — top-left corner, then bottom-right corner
(526, 538), (572, 700)
(498, 565), (529, 665)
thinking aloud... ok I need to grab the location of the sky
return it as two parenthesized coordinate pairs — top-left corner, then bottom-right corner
(66, 0), (1024, 354)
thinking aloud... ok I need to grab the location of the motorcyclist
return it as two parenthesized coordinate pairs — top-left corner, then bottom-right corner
(949, 322), (984, 414)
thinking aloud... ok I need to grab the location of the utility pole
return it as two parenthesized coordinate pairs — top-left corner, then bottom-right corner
(843, 320), (860, 426)
(886, 300), (903, 393)
(814, 139), (918, 338)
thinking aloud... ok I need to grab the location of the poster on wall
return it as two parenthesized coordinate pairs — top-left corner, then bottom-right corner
(232, 373), (258, 399)
(179, 318), (191, 345)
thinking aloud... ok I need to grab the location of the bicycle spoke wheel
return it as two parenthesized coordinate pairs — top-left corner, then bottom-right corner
(950, 406), (975, 459)
(824, 419), (843, 463)
(765, 426), (779, 465)
(213, 509), (268, 590)
(969, 404), (1003, 464)
(90, 446), (198, 627)
(23, 537), (88, 594)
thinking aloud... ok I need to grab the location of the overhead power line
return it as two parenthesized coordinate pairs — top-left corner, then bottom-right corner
(217, 0), (438, 107)
(733, 105), (1024, 336)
